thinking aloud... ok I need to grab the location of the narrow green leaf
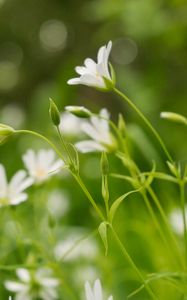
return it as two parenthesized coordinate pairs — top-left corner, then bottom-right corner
(109, 189), (140, 223)
(98, 222), (108, 256)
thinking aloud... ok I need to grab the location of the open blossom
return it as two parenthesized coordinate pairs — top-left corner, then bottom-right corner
(75, 109), (117, 153)
(5, 268), (59, 300)
(68, 41), (114, 90)
(22, 149), (63, 184)
(85, 279), (113, 300)
(0, 164), (33, 207)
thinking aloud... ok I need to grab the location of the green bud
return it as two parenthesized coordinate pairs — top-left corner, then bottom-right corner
(160, 111), (187, 126)
(0, 124), (15, 144)
(65, 106), (92, 118)
(49, 98), (61, 126)
(118, 114), (126, 137)
(100, 152), (109, 175)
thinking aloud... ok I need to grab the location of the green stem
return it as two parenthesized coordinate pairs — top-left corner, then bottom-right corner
(179, 181), (187, 267)
(16, 130), (65, 162)
(73, 174), (105, 221)
(110, 225), (158, 300)
(57, 126), (73, 165)
(113, 87), (173, 162)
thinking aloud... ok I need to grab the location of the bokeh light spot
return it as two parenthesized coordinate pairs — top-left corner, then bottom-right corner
(39, 19), (68, 52)
(112, 37), (138, 65)
(0, 61), (19, 91)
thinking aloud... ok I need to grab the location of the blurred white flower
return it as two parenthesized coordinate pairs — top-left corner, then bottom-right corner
(59, 111), (83, 136)
(169, 206), (187, 235)
(54, 228), (98, 262)
(75, 108), (117, 153)
(0, 164), (33, 207)
(22, 149), (63, 184)
(85, 279), (113, 300)
(5, 268), (59, 300)
(68, 41), (114, 90)
(47, 189), (70, 219)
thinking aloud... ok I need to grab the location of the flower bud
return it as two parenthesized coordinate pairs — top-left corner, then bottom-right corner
(65, 106), (92, 118)
(49, 98), (61, 126)
(118, 114), (126, 138)
(100, 152), (109, 175)
(160, 112), (187, 126)
(0, 124), (15, 144)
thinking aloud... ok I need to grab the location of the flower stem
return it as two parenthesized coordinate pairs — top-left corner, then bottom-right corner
(110, 225), (158, 300)
(179, 181), (187, 267)
(73, 173), (105, 221)
(16, 130), (65, 162)
(113, 87), (173, 162)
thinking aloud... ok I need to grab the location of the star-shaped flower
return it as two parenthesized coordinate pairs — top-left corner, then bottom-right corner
(22, 149), (63, 184)
(68, 41), (114, 90)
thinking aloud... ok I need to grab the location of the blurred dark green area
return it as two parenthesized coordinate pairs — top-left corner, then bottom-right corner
(0, 0), (187, 299)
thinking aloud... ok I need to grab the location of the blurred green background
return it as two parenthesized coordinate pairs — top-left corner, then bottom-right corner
(0, 0), (187, 299)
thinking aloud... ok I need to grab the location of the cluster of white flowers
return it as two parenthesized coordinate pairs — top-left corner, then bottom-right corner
(5, 274), (113, 300)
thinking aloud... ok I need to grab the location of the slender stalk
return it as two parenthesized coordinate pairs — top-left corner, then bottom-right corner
(16, 130), (65, 162)
(113, 87), (173, 162)
(110, 225), (158, 300)
(179, 181), (187, 267)
(57, 126), (73, 165)
(73, 173), (105, 221)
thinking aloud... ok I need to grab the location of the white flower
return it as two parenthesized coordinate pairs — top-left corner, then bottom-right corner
(0, 164), (33, 207)
(85, 279), (113, 300)
(169, 206), (187, 235)
(22, 149), (63, 184)
(59, 111), (83, 136)
(75, 108), (117, 153)
(54, 227), (98, 262)
(5, 268), (59, 300)
(68, 41), (114, 90)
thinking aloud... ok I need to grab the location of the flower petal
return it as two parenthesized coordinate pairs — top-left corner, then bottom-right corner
(75, 140), (105, 153)
(85, 281), (94, 300)
(67, 78), (81, 85)
(94, 279), (103, 300)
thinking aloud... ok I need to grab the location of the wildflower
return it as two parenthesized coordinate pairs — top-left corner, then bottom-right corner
(5, 268), (59, 300)
(75, 109), (117, 153)
(59, 111), (83, 136)
(68, 41), (114, 90)
(22, 149), (63, 184)
(54, 227), (98, 262)
(0, 164), (33, 207)
(85, 279), (113, 300)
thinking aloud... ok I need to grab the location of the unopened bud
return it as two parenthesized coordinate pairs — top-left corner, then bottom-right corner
(65, 106), (92, 118)
(100, 152), (109, 175)
(49, 98), (61, 126)
(160, 112), (187, 126)
(118, 114), (126, 137)
(0, 124), (15, 144)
